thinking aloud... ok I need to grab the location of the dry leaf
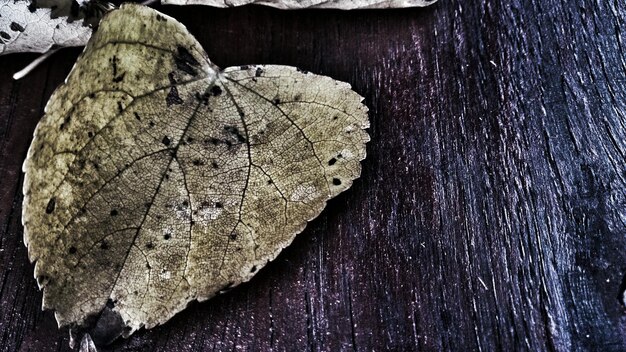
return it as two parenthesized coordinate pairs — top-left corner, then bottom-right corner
(22, 3), (368, 344)
(2, 0), (437, 55)
(0, 0), (93, 54)
(163, 0), (436, 8)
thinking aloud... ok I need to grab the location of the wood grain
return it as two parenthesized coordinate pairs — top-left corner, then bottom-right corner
(1, 1), (625, 351)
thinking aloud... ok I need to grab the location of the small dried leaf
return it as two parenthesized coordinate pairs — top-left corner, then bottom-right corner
(22, 4), (368, 341)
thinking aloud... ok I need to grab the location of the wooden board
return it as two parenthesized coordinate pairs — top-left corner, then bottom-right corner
(1, 1), (625, 350)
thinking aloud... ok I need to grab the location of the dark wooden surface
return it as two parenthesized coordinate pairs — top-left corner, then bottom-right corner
(2, 1), (626, 351)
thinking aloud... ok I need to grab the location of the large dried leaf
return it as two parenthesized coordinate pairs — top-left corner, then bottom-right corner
(162, 0), (437, 9)
(22, 3), (368, 343)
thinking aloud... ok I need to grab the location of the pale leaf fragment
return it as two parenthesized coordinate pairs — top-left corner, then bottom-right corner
(0, 0), (92, 55)
(22, 4), (369, 344)
(163, 0), (436, 9)
(2, 0), (436, 56)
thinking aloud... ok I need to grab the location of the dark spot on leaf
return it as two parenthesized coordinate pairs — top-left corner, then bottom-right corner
(166, 86), (184, 106)
(273, 98), (280, 105)
(112, 72), (125, 83)
(187, 137), (194, 143)
(155, 14), (166, 21)
(230, 233), (237, 240)
(100, 241), (109, 250)
(255, 67), (263, 77)
(166, 74), (184, 106)
(28, 0), (37, 12)
(224, 125), (246, 143)
(328, 158), (337, 166)
(296, 67), (309, 74)
(88, 132), (94, 138)
(211, 85), (222, 96)
(294, 94), (302, 101)
(117, 101), (123, 113)
(110, 209), (118, 216)
(69, 246), (77, 254)
(174, 46), (200, 76)
(134, 112), (141, 121)
(146, 263), (151, 269)
(212, 161), (219, 169)
(192, 159), (203, 166)
(250, 266), (257, 273)
(46, 198), (56, 214)
(164, 233), (171, 240)
(267, 179), (273, 185)
(162, 136), (171, 146)
(146, 242), (154, 249)
(333, 115), (338, 120)
(149, 121), (155, 127)
(59, 115), (70, 130)
(333, 178), (342, 186)
(215, 202), (223, 208)
(0, 31), (10, 40)
(182, 200), (189, 207)
(168, 72), (177, 85)
(195, 91), (210, 105)
(10, 22), (24, 32)
(240, 65), (249, 70)
(110, 55), (118, 77)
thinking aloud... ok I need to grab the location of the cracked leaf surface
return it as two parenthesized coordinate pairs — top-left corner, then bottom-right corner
(22, 4), (369, 339)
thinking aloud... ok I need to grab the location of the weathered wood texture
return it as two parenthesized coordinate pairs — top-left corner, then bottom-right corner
(1, 1), (626, 351)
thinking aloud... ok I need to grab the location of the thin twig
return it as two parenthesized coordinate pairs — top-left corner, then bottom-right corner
(12, 48), (61, 80)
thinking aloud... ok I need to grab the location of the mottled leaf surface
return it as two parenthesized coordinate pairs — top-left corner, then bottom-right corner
(162, 0), (436, 9)
(22, 3), (368, 341)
